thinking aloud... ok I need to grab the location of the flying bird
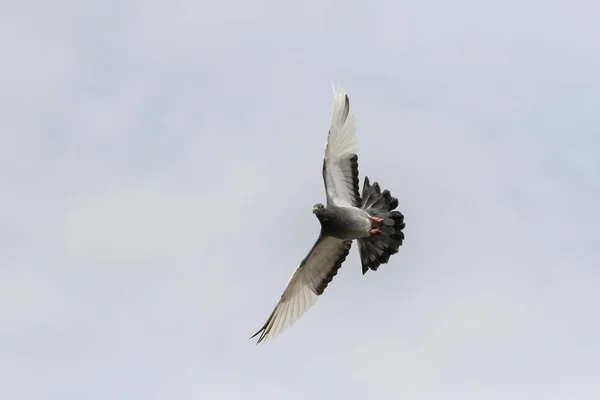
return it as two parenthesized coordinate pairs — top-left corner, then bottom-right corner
(251, 85), (406, 344)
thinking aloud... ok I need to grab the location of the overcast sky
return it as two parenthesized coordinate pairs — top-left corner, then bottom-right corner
(1, 1), (599, 399)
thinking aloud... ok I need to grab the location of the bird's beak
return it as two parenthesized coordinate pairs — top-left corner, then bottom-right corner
(312, 207), (318, 213)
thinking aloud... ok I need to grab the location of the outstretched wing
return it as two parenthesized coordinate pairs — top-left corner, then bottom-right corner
(251, 234), (352, 344)
(322, 85), (361, 208)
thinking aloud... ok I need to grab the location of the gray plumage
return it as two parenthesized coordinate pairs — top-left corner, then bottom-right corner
(313, 203), (372, 240)
(251, 86), (406, 344)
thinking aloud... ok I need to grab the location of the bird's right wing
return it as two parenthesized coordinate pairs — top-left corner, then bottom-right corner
(322, 85), (361, 208)
(251, 234), (352, 344)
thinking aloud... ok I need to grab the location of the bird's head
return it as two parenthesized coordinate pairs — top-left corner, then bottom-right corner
(312, 203), (326, 215)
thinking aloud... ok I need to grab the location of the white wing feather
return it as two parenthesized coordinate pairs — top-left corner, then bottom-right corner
(323, 84), (359, 207)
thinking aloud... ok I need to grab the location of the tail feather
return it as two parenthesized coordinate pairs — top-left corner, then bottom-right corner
(358, 177), (406, 274)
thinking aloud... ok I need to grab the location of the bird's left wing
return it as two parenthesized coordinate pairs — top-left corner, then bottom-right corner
(322, 85), (361, 208)
(251, 234), (352, 344)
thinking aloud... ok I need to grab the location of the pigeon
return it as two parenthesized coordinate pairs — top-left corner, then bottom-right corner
(251, 85), (406, 344)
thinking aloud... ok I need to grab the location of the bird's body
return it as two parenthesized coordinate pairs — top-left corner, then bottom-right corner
(313, 204), (372, 240)
(251, 85), (406, 344)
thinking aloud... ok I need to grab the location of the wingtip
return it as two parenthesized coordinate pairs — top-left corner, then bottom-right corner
(330, 81), (347, 98)
(250, 327), (266, 344)
(329, 82), (351, 126)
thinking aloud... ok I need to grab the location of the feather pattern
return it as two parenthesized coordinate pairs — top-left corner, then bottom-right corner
(251, 235), (352, 344)
(322, 85), (360, 208)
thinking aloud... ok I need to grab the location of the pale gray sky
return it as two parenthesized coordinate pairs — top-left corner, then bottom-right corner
(1, 1), (599, 399)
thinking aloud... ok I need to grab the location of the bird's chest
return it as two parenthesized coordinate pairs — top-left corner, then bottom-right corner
(319, 208), (371, 240)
